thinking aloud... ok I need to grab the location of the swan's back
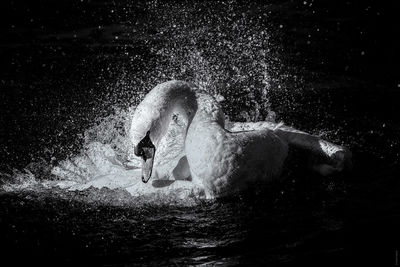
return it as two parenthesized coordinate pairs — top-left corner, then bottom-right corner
(185, 92), (288, 197)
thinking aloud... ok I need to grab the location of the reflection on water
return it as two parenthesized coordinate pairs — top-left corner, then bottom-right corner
(0, 0), (399, 266)
(0, 178), (347, 266)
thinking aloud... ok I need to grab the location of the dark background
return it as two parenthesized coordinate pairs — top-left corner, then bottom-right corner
(1, 0), (400, 266)
(0, 0), (398, 170)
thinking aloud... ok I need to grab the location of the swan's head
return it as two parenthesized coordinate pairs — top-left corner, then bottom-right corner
(129, 102), (165, 183)
(133, 130), (155, 183)
(129, 80), (198, 183)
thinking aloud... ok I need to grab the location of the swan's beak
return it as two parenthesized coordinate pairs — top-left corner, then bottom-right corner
(134, 131), (156, 183)
(140, 146), (155, 183)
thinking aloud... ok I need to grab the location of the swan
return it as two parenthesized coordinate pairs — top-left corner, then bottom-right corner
(129, 80), (351, 198)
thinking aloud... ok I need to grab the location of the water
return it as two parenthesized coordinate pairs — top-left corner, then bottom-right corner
(1, 0), (399, 266)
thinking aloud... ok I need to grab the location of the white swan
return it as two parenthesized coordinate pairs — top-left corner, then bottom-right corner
(129, 80), (351, 198)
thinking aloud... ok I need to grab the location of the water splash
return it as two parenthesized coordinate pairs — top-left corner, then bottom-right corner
(1, 1), (301, 205)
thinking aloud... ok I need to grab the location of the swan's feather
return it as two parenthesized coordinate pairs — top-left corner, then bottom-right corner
(59, 80), (350, 199)
(185, 92), (288, 197)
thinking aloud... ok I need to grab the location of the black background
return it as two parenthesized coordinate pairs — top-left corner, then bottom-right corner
(1, 0), (399, 266)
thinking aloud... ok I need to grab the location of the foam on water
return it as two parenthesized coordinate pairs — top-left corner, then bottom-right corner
(0, 108), (204, 205)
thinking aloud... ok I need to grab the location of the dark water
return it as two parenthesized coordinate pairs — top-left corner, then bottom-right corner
(1, 0), (399, 266)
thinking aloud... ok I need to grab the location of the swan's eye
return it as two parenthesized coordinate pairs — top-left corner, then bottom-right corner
(133, 145), (144, 157)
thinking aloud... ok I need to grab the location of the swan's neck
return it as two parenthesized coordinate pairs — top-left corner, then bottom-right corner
(130, 80), (225, 149)
(138, 81), (198, 147)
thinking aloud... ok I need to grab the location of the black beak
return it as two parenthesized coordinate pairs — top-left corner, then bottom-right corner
(134, 131), (156, 183)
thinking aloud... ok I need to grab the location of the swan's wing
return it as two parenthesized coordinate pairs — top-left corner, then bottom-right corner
(185, 123), (288, 197)
(272, 124), (352, 174)
(51, 142), (131, 183)
(231, 129), (289, 179)
(227, 121), (351, 174)
(52, 113), (188, 193)
(227, 121), (280, 132)
(52, 140), (196, 196)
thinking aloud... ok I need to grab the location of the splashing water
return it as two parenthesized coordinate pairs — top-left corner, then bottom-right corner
(1, 1), (293, 205)
(3, 1), (400, 265)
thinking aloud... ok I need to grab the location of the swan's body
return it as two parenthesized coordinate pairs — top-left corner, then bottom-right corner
(51, 80), (350, 199)
(184, 93), (288, 196)
(128, 80), (351, 198)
